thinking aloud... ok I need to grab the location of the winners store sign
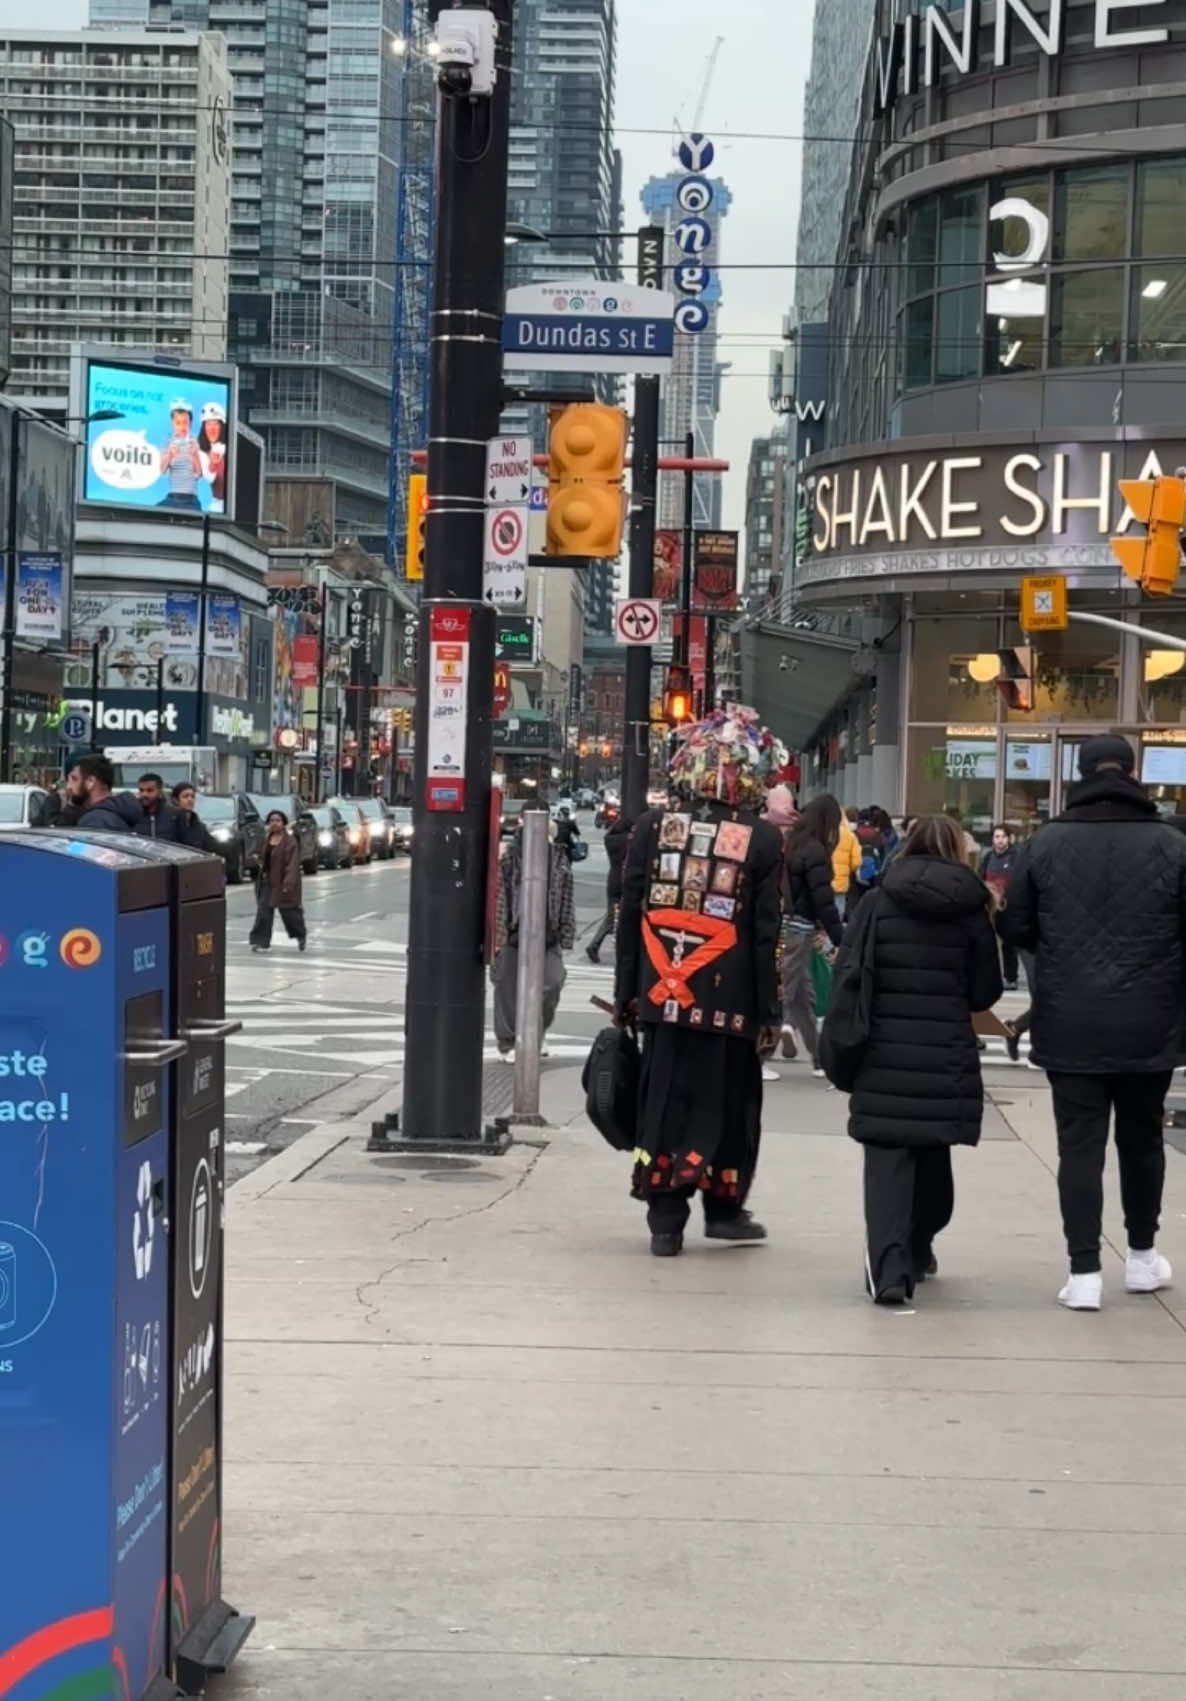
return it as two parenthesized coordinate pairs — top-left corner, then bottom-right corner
(805, 438), (1186, 585)
(872, 0), (1185, 116)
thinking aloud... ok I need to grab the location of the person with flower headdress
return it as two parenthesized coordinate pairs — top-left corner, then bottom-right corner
(614, 707), (786, 1256)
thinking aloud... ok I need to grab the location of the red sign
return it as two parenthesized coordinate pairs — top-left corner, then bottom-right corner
(493, 662), (512, 719)
(653, 529), (682, 604)
(692, 530), (740, 611)
(292, 634), (320, 688)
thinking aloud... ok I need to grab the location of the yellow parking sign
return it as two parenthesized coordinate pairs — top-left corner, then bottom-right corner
(1020, 574), (1068, 632)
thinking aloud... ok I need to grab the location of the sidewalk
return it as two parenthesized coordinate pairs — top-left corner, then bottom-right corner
(220, 1062), (1186, 1700)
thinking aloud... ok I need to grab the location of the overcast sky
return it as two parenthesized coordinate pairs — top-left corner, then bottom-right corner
(31, 0), (812, 525)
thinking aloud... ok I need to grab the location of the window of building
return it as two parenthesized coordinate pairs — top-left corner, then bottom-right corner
(1049, 267), (1124, 367)
(1053, 165), (1128, 262)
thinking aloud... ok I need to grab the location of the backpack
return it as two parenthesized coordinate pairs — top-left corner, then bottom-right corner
(856, 825), (883, 888)
(581, 1025), (640, 1152)
(819, 893), (882, 1092)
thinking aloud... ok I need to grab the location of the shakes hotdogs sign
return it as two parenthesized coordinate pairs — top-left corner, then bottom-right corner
(803, 437), (1186, 588)
(872, 0), (1183, 116)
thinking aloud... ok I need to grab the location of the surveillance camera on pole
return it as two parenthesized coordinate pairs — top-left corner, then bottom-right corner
(434, 7), (497, 96)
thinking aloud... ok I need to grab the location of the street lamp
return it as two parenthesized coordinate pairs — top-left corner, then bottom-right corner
(0, 405), (125, 781)
(194, 516), (288, 749)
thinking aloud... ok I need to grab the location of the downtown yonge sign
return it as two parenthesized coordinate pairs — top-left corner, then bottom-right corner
(872, 0), (1185, 116)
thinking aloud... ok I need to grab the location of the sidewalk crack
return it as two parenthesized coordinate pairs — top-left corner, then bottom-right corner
(353, 1146), (545, 1327)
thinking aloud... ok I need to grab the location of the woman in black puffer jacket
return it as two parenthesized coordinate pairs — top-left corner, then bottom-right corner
(848, 814), (1002, 1304)
(781, 795), (844, 1070)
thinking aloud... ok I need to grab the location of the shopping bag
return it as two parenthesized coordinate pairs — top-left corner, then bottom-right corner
(810, 942), (833, 1019)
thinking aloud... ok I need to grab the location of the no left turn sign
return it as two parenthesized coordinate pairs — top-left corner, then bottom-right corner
(615, 597), (661, 645)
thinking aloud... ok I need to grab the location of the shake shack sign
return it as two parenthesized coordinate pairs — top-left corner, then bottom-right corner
(873, 0), (1184, 117)
(806, 437), (1186, 583)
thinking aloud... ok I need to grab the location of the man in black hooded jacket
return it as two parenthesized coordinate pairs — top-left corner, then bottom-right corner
(999, 734), (1186, 1312)
(63, 754), (149, 835)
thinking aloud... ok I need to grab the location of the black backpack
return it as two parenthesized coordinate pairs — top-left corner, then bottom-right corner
(581, 1025), (640, 1152)
(819, 893), (882, 1091)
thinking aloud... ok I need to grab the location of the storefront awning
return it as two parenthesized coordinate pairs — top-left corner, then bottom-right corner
(739, 618), (860, 750)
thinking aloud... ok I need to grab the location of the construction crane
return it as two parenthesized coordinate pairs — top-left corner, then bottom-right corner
(674, 35), (724, 148)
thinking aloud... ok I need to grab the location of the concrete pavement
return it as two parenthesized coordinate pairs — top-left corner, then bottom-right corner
(218, 1054), (1186, 1700)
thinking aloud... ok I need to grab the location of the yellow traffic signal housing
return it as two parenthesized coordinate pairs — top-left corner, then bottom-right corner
(406, 473), (428, 581)
(547, 403), (627, 558)
(1111, 476), (1185, 596)
(662, 663), (693, 727)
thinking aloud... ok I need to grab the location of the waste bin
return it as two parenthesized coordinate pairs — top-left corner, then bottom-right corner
(0, 833), (181, 1701)
(41, 831), (253, 1693)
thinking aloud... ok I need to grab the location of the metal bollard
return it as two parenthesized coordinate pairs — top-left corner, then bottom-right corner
(512, 806), (549, 1125)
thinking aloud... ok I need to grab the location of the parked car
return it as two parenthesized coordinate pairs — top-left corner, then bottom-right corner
(192, 792), (265, 884)
(575, 787), (599, 810)
(389, 805), (414, 853)
(247, 792), (320, 876)
(327, 796), (371, 864)
(309, 804), (353, 870)
(500, 797), (528, 838)
(355, 796), (394, 859)
(0, 784), (58, 830)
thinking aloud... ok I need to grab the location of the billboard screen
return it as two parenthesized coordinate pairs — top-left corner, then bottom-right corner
(83, 358), (234, 516)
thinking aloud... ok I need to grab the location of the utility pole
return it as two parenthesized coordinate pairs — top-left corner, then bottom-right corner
(377, 0), (511, 1151)
(677, 428), (695, 666)
(621, 225), (664, 823)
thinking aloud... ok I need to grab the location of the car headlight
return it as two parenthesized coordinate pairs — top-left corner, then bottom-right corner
(348, 828), (359, 843)
(212, 827), (232, 843)
(318, 830), (333, 847)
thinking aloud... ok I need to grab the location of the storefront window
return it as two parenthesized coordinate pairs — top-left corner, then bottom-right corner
(1130, 265), (1186, 362)
(906, 724), (995, 839)
(1049, 268), (1124, 367)
(1002, 734), (1053, 837)
(936, 285), (980, 382)
(1140, 734), (1186, 817)
(1139, 611), (1186, 724)
(1053, 165), (1128, 262)
(1003, 621), (1120, 721)
(909, 615), (1001, 722)
(1135, 158), (1186, 259)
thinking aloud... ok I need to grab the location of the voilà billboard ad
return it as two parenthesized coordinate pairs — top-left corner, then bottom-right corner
(80, 354), (235, 516)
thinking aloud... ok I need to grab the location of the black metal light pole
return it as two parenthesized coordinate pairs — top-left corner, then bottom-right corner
(313, 571), (329, 804)
(89, 640), (101, 750)
(621, 228), (664, 824)
(391, 0), (513, 1150)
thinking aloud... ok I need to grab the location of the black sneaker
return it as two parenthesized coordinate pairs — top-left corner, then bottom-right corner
(585, 944), (600, 964)
(705, 1210), (767, 1243)
(1004, 1022), (1021, 1063)
(1003, 980), (1018, 992)
(650, 1232), (683, 1257)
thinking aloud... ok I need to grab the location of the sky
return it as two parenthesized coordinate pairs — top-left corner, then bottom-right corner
(32, 0), (813, 527)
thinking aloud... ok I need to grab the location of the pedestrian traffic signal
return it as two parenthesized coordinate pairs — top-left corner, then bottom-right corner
(662, 663), (693, 726)
(406, 473), (428, 582)
(1111, 475), (1185, 596)
(546, 403), (627, 558)
(997, 646), (1034, 712)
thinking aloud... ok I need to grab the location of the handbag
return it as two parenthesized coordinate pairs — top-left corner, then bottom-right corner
(819, 893), (881, 1092)
(571, 838), (589, 862)
(581, 1024), (639, 1152)
(810, 942), (833, 1018)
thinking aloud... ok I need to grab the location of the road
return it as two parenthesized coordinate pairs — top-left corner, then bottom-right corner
(223, 814), (614, 1179)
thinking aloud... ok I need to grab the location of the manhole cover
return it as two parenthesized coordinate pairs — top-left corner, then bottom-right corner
(369, 1155), (481, 1173)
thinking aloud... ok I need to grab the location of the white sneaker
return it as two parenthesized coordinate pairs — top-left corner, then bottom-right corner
(1125, 1248), (1173, 1293)
(761, 1065), (779, 1082)
(499, 1047), (515, 1064)
(812, 1066), (826, 1079)
(1058, 1271), (1102, 1311)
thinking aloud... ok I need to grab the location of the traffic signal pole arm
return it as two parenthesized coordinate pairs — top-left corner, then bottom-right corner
(1064, 609), (1186, 652)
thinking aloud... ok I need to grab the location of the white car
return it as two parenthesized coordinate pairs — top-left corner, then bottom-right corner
(0, 784), (58, 829)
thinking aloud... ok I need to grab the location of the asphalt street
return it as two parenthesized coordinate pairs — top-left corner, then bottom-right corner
(222, 813), (615, 1180)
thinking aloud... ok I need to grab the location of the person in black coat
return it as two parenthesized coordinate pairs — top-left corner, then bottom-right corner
(998, 734), (1186, 1311)
(586, 811), (631, 963)
(845, 814), (1002, 1305)
(171, 782), (220, 853)
(780, 795), (844, 1069)
(63, 754), (149, 834)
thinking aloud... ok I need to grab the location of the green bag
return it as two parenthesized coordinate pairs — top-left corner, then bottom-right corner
(810, 943), (833, 1018)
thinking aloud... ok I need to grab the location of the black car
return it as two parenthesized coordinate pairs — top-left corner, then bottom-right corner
(193, 792), (265, 885)
(247, 792), (320, 876)
(309, 804), (353, 870)
(389, 805), (413, 854)
(355, 795), (395, 859)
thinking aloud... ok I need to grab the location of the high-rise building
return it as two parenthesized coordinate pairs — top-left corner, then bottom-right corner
(641, 161), (732, 532)
(744, 427), (788, 602)
(505, 0), (620, 638)
(793, 0), (871, 329)
(92, 0), (402, 546)
(0, 29), (231, 407)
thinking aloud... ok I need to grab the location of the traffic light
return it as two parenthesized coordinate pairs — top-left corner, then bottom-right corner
(997, 646), (1034, 712)
(662, 663), (693, 726)
(1111, 475), (1185, 596)
(546, 403), (627, 558)
(406, 473), (428, 581)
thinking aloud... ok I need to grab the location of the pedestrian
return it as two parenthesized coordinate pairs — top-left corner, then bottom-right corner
(944, 805), (981, 867)
(492, 815), (575, 1061)
(979, 823), (1019, 988)
(170, 782), (219, 853)
(63, 754), (148, 834)
(614, 706), (785, 1256)
(586, 809), (632, 963)
(250, 810), (307, 952)
(781, 795), (844, 1071)
(998, 734), (1186, 1310)
(136, 771), (188, 843)
(839, 814), (1003, 1305)
(763, 782), (797, 843)
(553, 805), (581, 864)
(832, 806), (862, 918)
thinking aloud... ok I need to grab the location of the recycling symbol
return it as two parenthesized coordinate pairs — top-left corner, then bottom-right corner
(133, 1160), (155, 1281)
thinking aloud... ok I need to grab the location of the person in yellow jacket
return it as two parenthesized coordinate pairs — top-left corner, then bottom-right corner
(832, 810), (862, 918)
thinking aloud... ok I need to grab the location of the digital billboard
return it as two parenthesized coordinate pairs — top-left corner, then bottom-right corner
(82, 357), (234, 516)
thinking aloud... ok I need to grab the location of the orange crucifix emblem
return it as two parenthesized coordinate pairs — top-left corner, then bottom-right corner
(641, 907), (738, 1009)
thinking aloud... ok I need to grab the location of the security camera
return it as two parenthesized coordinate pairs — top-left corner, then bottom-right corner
(435, 8), (497, 97)
(778, 653), (799, 673)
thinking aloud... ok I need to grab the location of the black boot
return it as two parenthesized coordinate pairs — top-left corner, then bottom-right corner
(650, 1232), (683, 1257)
(705, 1209), (768, 1243)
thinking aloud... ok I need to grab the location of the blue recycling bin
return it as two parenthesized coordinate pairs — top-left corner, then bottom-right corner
(0, 834), (181, 1701)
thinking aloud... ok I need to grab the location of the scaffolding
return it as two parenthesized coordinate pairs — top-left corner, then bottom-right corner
(386, 0), (437, 569)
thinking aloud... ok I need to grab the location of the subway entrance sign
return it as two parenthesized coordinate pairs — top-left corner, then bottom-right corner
(1020, 574), (1069, 632)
